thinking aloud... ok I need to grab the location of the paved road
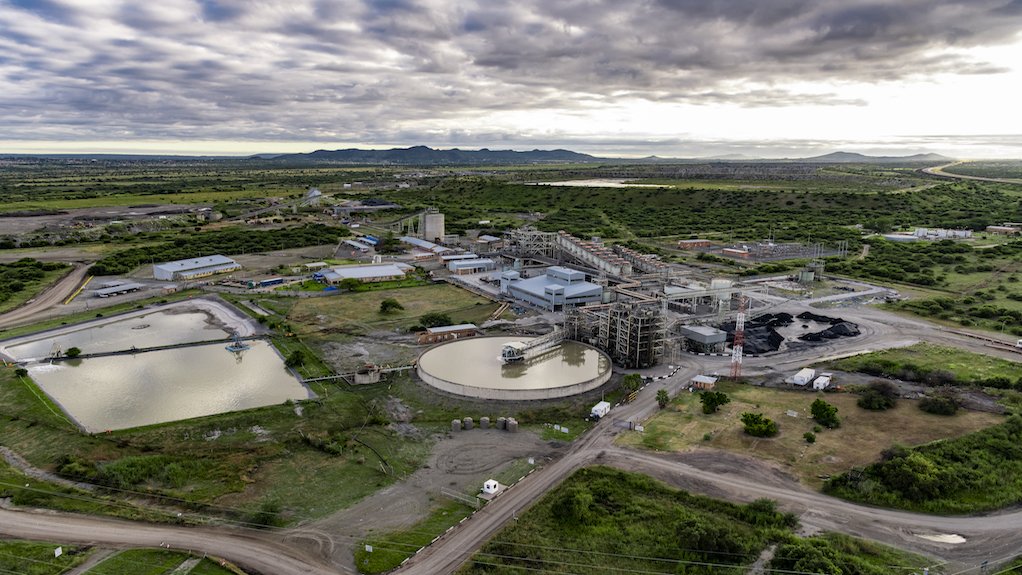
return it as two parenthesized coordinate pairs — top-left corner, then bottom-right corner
(2, 303), (1022, 574)
(0, 263), (88, 330)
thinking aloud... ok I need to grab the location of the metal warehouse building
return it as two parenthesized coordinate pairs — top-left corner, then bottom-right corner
(448, 258), (496, 274)
(499, 266), (602, 311)
(152, 255), (240, 281)
(318, 263), (408, 284)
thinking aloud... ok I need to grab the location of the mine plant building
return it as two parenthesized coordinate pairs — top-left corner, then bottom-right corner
(153, 255), (241, 281)
(500, 266), (603, 311)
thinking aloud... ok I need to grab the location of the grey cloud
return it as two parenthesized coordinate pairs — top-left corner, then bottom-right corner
(0, 0), (1020, 145)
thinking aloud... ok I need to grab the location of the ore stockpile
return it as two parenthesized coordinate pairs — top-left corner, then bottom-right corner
(719, 312), (860, 354)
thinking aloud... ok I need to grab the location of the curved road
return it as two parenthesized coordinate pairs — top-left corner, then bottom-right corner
(0, 263), (88, 330)
(922, 162), (1022, 185)
(2, 303), (1022, 573)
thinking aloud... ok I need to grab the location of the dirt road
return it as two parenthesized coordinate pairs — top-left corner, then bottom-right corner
(0, 263), (88, 330)
(922, 162), (1022, 185)
(0, 508), (337, 575)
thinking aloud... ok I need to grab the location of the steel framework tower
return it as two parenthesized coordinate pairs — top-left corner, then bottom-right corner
(730, 295), (748, 379)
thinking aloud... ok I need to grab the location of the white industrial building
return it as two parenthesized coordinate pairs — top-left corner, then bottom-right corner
(448, 258), (496, 275)
(317, 263), (408, 284)
(792, 368), (816, 386)
(500, 266), (602, 311)
(152, 255), (240, 281)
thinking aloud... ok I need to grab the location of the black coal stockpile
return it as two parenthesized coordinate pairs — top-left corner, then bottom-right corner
(797, 311), (844, 325)
(720, 314), (790, 354)
(752, 313), (794, 328)
(799, 321), (861, 342)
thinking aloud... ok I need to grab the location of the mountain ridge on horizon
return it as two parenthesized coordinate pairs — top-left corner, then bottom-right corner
(0, 146), (957, 164)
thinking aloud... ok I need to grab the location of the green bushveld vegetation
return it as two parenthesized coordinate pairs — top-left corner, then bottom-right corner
(89, 224), (347, 275)
(462, 466), (931, 575)
(831, 343), (1022, 390)
(0, 258), (69, 310)
(825, 415), (1022, 513)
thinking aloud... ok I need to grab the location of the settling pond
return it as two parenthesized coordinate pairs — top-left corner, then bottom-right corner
(1, 300), (312, 432)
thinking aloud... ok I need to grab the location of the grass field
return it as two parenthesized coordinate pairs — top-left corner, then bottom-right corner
(829, 342), (1022, 385)
(617, 381), (1002, 487)
(288, 283), (498, 335)
(354, 501), (475, 574)
(86, 549), (234, 575)
(0, 540), (88, 574)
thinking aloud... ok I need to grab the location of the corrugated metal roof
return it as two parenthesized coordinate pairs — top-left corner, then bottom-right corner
(154, 255), (237, 273)
(427, 323), (478, 334)
(477, 235), (500, 242)
(93, 283), (145, 296)
(331, 264), (407, 280)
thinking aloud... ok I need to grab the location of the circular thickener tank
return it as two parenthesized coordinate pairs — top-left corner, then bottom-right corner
(416, 336), (612, 400)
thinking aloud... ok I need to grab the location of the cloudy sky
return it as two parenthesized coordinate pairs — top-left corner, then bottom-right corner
(1, 0), (1021, 158)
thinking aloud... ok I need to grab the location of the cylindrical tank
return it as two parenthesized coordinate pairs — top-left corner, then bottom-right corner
(451, 419), (462, 432)
(497, 417), (507, 430)
(506, 418), (518, 433)
(480, 416), (490, 429)
(463, 417), (474, 430)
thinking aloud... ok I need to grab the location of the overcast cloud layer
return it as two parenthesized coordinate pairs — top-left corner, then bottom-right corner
(1, 0), (1021, 156)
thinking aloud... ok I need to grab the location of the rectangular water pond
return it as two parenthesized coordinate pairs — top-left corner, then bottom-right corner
(27, 340), (312, 432)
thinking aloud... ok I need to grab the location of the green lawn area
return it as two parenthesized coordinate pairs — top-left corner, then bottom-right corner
(85, 549), (234, 575)
(0, 540), (89, 574)
(355, 501), (475, 574)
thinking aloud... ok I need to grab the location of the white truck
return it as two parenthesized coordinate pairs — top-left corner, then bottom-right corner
(590, 401), (611, 420)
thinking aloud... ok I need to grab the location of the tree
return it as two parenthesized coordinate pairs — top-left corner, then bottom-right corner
(622, 373), (642, 393)
(810, 398), (840, 429)
(14, 368), (28, 378)
(284, 349), (306, 368)
(419, 312), (453, 328)
(700, 391), (731, 414)
(338, 278), (362, 292)
(65, 347), (82, 359)
(741, 412), (778, 437)
(379, 298), (404, 314)
(656, 389), (670, 409)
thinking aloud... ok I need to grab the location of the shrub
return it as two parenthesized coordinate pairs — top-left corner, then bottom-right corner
(804, 432), (816, 444)
(379, 298), (404, 314)
(919, 394), (958, 415)
(64, 347), (82, 358)
(811, 398), (840, 429)
(741, 413), (778, 437)
(857, 380), (898, 411)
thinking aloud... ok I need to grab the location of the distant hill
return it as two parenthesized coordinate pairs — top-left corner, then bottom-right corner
(263, 145), (600, 165)
(801, 151), (953, 163)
